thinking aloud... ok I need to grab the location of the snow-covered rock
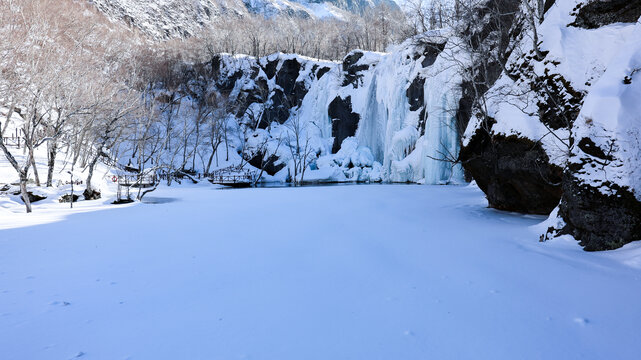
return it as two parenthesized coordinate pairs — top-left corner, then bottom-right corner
(461, 0), (641, 249)
(551, 16), (641, 251)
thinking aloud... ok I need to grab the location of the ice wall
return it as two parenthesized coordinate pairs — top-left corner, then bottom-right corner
(421, 47), (465, 184)
(335, 34), (465, 184)
(215, 33), (467, 184)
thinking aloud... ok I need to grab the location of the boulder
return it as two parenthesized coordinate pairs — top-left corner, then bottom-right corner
(555, 173), (641, 251)
(83, 188), (102, 200)
(247, 153), (285, 176)
(460, 126), (563, 215)
(14, 190), (47, 204)
(59, 194), (80, 203)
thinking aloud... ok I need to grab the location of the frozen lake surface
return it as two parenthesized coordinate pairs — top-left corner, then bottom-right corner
(1, 184), (640, 359)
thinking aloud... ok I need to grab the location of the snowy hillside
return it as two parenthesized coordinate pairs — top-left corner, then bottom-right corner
(88, 0), (397, 39)
(89, 0), (248, 39)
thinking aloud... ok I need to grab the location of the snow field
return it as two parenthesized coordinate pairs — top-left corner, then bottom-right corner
(1, 183), (641, 359)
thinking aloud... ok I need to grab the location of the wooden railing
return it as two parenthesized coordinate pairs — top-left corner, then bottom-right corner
(206, 165), (256, 185)
(115, 174), (157, 187)
(1, 135), (20, 148)
(209, 173), (253, 183)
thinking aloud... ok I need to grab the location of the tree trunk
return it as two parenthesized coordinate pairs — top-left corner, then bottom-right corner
(46, 142), (57, 187)
(1, 103), (16, 137)
(85, 154), (100, 193)
(29, 148), (40, 187)
(206, 150), (215, 174)
(19, 172), (32, 213)
(0, 132), (32, 213)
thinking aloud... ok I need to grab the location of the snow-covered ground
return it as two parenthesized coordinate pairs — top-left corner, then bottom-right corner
(1, 184), (640, 359)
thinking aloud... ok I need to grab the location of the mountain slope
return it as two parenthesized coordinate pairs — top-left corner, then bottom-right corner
(88, 0), (398, 40)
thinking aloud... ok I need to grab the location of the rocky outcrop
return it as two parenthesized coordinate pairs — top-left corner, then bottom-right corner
(543, 134), (641, 251)
(59, 194), (80, 203)
(458, 0), (541, 210)
(543, 16), (641, 250)
(556, 174), (641, 251)
(83, 189), (102, 200)
(247, 153), (285, 176)
(341, 51), (372, 88)
(15, 190), (47, 203)
(275, 58), (304, 106)
(460, 125), (563, 214)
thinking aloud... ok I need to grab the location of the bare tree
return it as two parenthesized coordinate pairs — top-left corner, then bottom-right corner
(285, 113), (315, 186)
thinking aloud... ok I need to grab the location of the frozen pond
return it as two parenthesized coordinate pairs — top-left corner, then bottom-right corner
(1, 184), (640, 359)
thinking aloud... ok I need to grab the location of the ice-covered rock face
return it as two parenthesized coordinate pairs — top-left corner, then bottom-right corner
(206, 32), (466, 184)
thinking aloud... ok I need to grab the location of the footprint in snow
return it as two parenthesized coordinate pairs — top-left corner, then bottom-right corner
(573, 317), (589, 326)
(50, 301), (71, 306)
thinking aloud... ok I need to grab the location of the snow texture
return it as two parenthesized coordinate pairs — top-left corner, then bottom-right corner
(569, 20), (641, 199)
(1, 184), (641, 359)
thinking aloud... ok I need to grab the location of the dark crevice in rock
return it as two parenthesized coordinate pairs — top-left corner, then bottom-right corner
(329, 96), (360, 153)
(276, 59), (301, 96)
(418, 108), (427, 137)
(260, 89), (289, 127)
(576, 137), (613, 161)
(570, 0), (641, 29)
(342, 51), (370, 88)
(316, 66), (331, 79)
(406, 76), (425, 112)
(420, 43), (446, 68)
(544, 0), (556, 14)
(262, 59), (278, 79)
